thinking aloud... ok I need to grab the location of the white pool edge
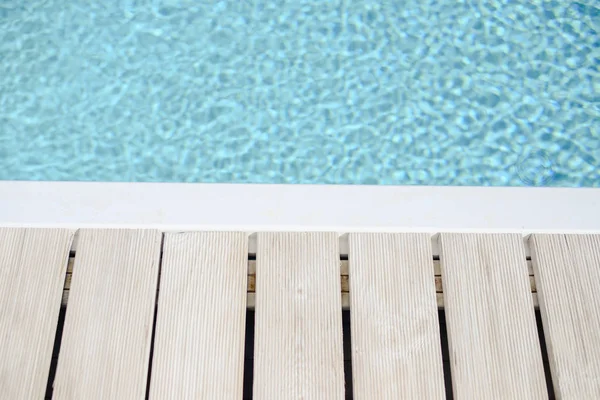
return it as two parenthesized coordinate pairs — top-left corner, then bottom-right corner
(1, 181), (599, 234)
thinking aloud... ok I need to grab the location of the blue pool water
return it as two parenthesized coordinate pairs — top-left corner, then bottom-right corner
(0, 1), (598, 186)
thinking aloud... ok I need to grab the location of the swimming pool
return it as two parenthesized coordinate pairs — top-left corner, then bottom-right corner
(0, 0), (598, 186)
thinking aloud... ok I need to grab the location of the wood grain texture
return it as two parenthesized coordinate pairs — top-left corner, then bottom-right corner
(53, 229), (162, 400)
(253, 232), (344, 399)
(530, 234), (600, 399)
(0, 228), (74, 400)
(348, 233), (445, 399)
(440, 233), (546, 399)
(61, 259), (537, 306)
(149, 232), (248, 399)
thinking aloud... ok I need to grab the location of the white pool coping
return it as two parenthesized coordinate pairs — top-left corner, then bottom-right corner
(1, 181), (599, 234)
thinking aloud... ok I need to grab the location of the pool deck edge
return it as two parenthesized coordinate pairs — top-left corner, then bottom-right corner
(1, 181), (598, 233)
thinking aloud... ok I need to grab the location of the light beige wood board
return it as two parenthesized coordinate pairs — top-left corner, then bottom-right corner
(348, 233), (445, 399)
(149, 232), (248, 399)
(530, 234), (600, 399)
(61, 257), (538, 309)
(253, 232), (345, 399)
(53, 229), (162, 399)
(440, 233), (546, 399)
(0, 228), (74, 399)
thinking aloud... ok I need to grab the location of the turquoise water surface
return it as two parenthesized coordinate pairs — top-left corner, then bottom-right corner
(0, 0), (598, 186)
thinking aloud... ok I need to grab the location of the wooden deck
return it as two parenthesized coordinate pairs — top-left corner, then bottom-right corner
(1, 228), (599, 399)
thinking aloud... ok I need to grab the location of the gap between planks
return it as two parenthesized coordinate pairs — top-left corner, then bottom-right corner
(61, 258), (538, 308)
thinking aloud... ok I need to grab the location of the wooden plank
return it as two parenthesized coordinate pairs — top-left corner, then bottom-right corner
(0, 228), (74, 400)
(60, 260), (537, 307)
(62, 267), (536, 306)
(341, 259), (534, 276)
(440, 233), (547, 398)
(253, 232), (344, 399)
(53, 229), (162, 399)
(149, 232), (248, 399)
(64, 259), (536, 293)
(67, 251), (534, 277)
(348, 233), (445, 398)
(530, 234), (600, 398)
(248, 292), (538, 311)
